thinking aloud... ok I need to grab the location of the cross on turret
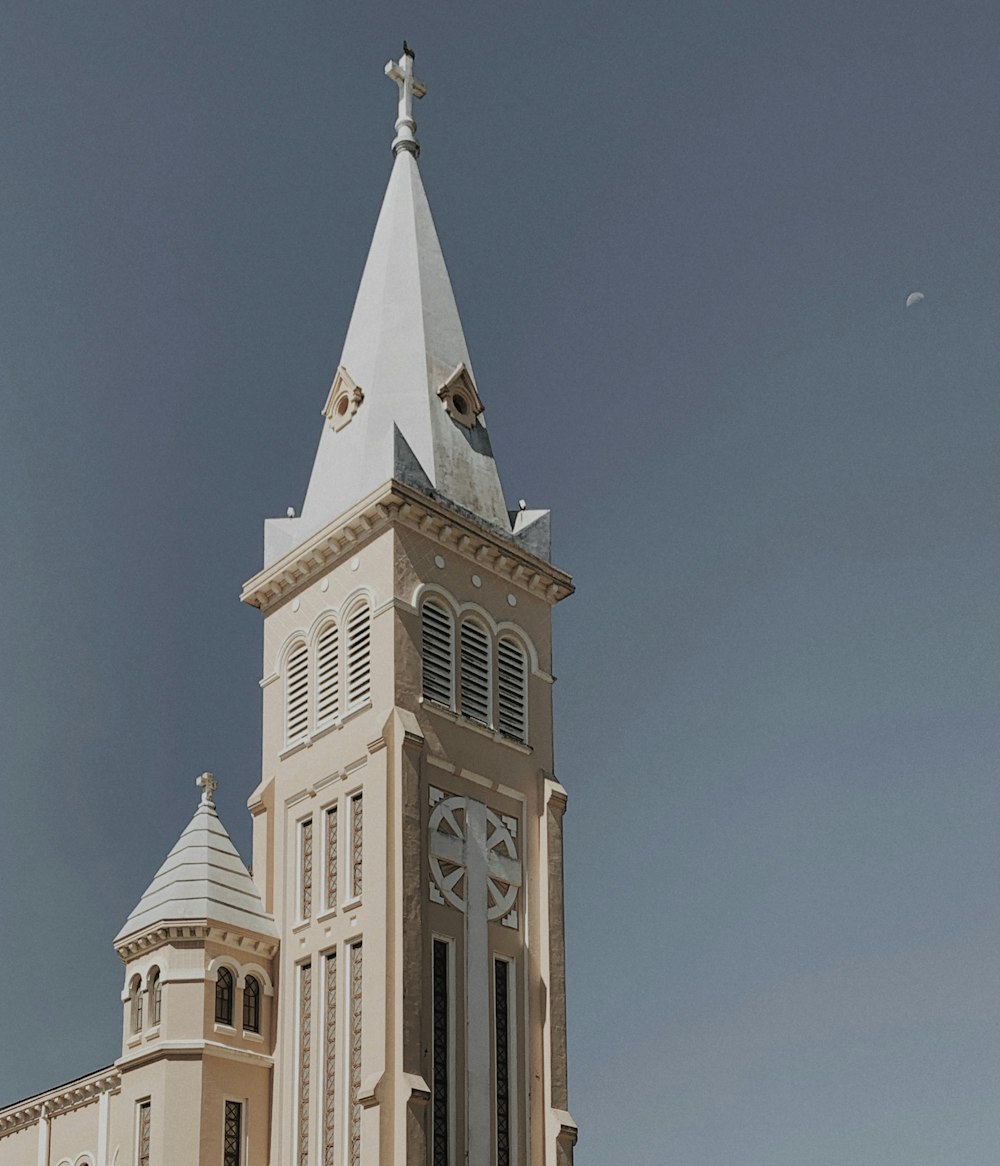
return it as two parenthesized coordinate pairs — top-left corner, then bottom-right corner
(385, 43), (426, 157)
(196, 771), (218, 807)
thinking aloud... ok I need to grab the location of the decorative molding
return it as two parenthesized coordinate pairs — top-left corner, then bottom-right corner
(240, 480), (573, 613)
(115, 923), (278, 963)
(0, 1069), (120, 1137)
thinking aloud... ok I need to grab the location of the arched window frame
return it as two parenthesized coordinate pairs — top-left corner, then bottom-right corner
(345, 598), (372, 711)
(147, 967), (162, 1027)
(243, 974), (262, 1034)
(129, 974), (143, 1033)
(496, 633), (529, 743)
(215, 966), (235, 1026)
(458, 615), (492, 726)
(284, 638), (310, 747)
(420, 597), (456, 709)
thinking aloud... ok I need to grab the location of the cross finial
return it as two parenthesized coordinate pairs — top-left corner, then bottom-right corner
(384, 43), (426, 157)
(196, 771), (219, 807)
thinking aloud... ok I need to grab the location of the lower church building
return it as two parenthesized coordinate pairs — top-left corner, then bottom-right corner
(0, 47), (578, 1166)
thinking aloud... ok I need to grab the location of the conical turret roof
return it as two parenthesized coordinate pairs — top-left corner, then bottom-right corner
(115, 782), (276, 943)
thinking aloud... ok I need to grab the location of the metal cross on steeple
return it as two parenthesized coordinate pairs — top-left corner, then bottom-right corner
(384, 42), (426, 157)
(196, 771), (219, 807)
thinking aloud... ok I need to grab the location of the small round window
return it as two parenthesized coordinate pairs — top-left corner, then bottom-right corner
(452, 393), (469, 415)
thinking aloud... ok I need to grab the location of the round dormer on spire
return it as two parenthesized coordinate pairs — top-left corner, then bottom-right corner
(385, 43), (426, 157)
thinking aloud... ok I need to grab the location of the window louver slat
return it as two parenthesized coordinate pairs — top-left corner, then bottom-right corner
(316, 621), (340, 725)
(286, 642), (309, 743)
(421, 601), (454, 707)
(459, 621), (490, 724)
(497, 637), (527, 741)
(347, 603), (371, 708)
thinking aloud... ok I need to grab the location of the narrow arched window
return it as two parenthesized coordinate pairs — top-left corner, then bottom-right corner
(149, 968), (162, 1026)
(243, 975), (261, 1034)
(285, 640), (309, 745)
(421, 599), (454, 707)
(129, 974), (143, 1033)
(315, 620), (340, 728)
(497, 636), (528, 742)
(459, 618), (490, 725)
(215, 966), (234, 1026)
(346, 600), (371, 709)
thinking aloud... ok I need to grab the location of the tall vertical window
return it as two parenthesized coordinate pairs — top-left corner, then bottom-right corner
(346, 600), (371, 709)
(459, 619), (490, 724)
(285, 640), (310, 745)
(129, 975), (143, 1033)
(297, 963), (312, 1166)
(325, 805), (338, 910)
(243, 976), (261, 1035)
(432, 939), (451, 1166)
(300, 817), (314, 920)
(497, 636), (528, 742)
(350, 793), (363, 900)
(494, 959), (511, 1166)
(315, 620), (340, 728)
(421, 600), (454, 707)
(215, 967), (234, 1026)
(137, 1100), (151, 1166)
(149, 969), (161, 1027)
(223, 1100), (243, 1166)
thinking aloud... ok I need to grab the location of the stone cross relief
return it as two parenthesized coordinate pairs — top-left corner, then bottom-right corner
(428, 787), (521, 1166)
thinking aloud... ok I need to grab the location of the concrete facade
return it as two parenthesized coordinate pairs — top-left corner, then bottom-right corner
(0, 47), (577, 1166)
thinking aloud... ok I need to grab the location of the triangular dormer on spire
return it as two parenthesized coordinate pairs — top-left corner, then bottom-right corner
(262, 46), (527, 568)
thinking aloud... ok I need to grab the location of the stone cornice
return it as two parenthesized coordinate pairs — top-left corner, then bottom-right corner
(0, 1067), (120, 1136)
(115, 922), (279, 963)
(241, 480), (574, 613)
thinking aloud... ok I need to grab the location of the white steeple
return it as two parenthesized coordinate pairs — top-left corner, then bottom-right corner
(115, 775), (278, 944)
(263, 45), (514, 567)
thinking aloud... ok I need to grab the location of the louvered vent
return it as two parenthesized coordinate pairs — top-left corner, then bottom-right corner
(459, 620), (491, 725)
(316, 621), (340, 726)
(497, 637), (528, 742)
(286, 640), (309, 744)
(346, 602), (372, 708)
(421, 601), (454, 707)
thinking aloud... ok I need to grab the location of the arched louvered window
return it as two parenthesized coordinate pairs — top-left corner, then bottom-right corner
(215, 966), (234, 1026)
(497, 636), (528, 742)
(285, 640), (310, 745)
(243, 975), (261, 1034)
(315, 620), (340, 727)
(459, 619), (491, 725)
(129, 974), (143, 1033)
(149, 968), (162, 1026)
(346, 600), (372, 709)
(421, 599), (454, 707)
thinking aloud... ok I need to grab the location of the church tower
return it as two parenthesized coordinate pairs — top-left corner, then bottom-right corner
(240, 47), (578, 1166)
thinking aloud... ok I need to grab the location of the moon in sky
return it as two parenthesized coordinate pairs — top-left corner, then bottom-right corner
(905, 292), (925, 307)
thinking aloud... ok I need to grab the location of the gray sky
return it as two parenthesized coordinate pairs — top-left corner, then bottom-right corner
(1, 4), (997, 1163)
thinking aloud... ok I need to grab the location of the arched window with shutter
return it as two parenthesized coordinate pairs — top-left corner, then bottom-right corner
(421, 599), (454, 708)
(285, 640), (309, 745)
(497, 635), (528, 742)
(346, 600), (372, 710)
(243, 975), (261, 1034)
(315, 620), (340, 728)
(459, 618), (491, 725)
(215, 966), (234, 1026)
